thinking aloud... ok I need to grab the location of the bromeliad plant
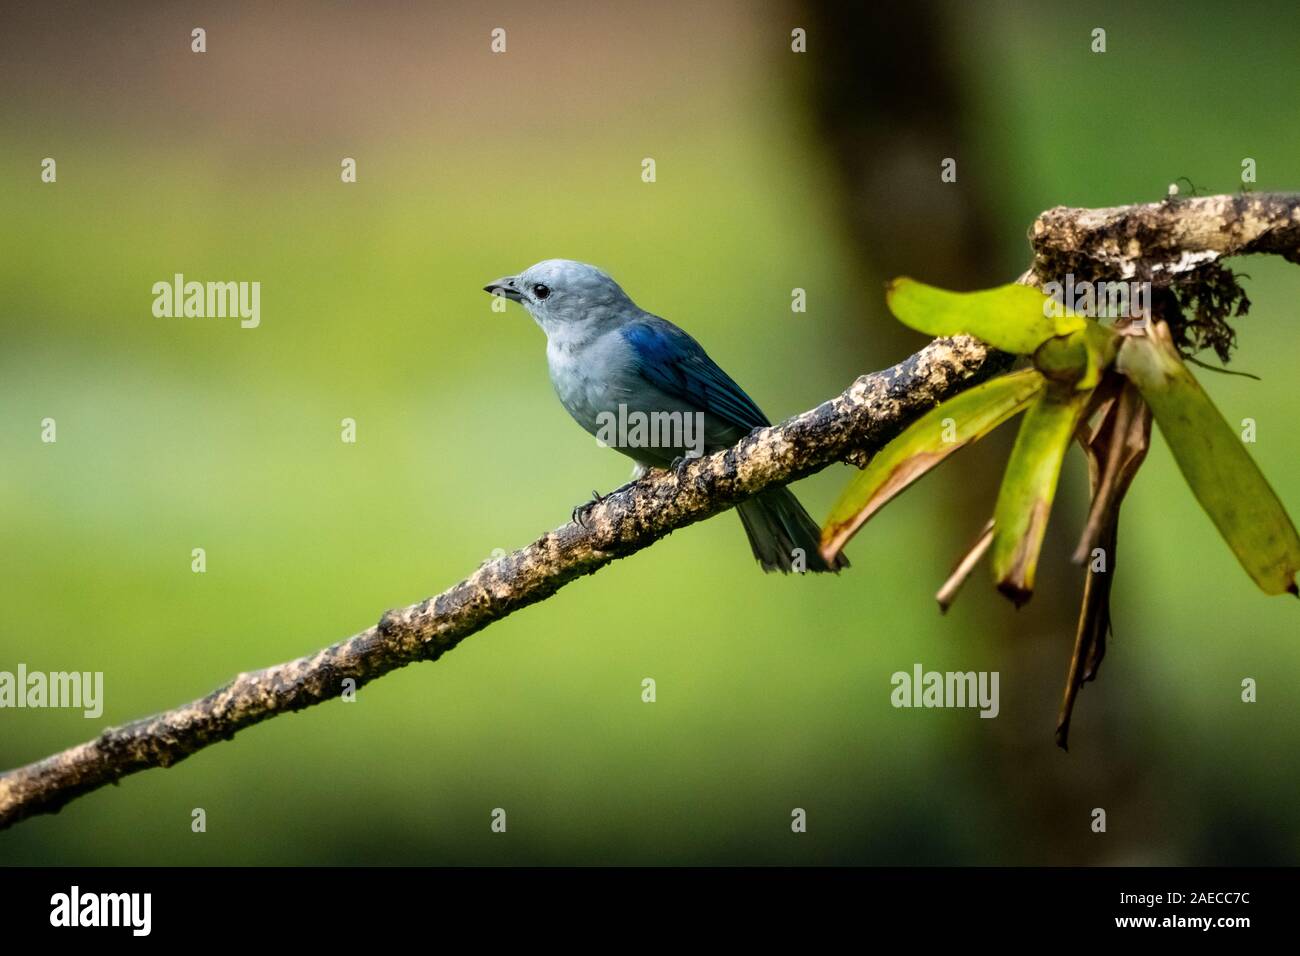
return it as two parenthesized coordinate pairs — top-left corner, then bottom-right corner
(819, 279), (1300, 747)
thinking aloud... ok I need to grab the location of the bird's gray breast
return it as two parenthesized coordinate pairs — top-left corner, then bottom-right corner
(545, 328), (634, 438)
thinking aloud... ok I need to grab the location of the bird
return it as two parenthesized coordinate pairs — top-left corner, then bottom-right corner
(484, 259), (848, 574)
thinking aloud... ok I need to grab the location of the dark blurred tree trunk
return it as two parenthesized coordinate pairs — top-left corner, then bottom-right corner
(793, 0), (1146, 864)
(800, 2), (1001, 292)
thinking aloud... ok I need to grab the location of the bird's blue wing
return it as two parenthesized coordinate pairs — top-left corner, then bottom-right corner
(620, 319), (770, 431)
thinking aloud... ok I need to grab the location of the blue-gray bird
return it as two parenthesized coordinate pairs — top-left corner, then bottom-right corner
(484, 259), (848, 574)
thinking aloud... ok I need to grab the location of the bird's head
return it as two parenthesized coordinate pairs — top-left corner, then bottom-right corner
(484, 259), (634, 332)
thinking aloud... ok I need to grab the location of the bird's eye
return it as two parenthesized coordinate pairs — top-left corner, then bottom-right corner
(533, 284), (551, 300)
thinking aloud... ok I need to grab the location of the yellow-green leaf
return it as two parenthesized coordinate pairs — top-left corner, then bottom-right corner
(820, 368), (1045, 562)
(1033, 322), (1120, 390)
(886, 278), (1085, 355)
(1116, 323), (1300, 596)
(991, 385), (1094, 605)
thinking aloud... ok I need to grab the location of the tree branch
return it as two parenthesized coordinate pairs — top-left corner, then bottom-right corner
(1031, 191), (1300, 278)
(4, 191), (1299, 832)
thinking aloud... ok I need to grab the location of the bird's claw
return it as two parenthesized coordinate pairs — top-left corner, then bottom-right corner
(669, 454), (698, 478)
(572, 489), (605, 529)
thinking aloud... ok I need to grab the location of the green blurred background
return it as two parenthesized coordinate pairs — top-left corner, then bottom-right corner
(1, 0), (1297, 865)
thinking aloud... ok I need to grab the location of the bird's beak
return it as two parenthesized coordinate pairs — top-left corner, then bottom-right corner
(483, 276), (523, 303)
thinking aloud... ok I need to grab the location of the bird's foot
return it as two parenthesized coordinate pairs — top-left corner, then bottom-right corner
(668, 453), (701, 478)
(572, 489), (606, 529)
(572, 476), (649, 529)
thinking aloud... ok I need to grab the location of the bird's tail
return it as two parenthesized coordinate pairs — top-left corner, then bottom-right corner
(736, 487), (849, 574)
